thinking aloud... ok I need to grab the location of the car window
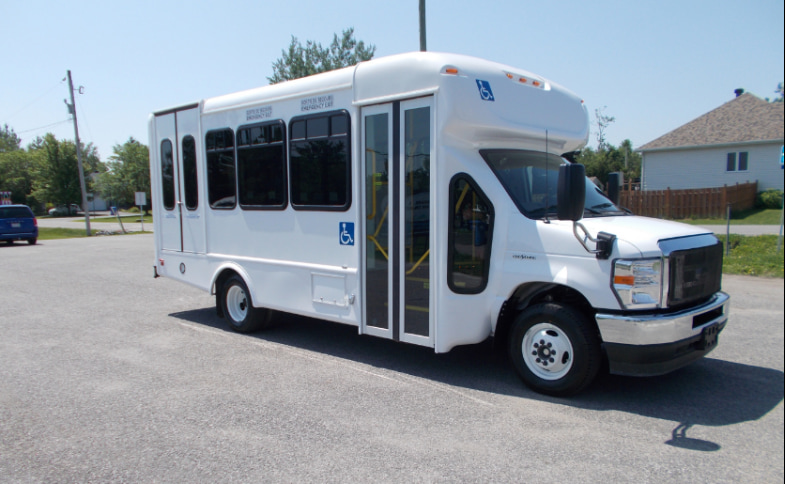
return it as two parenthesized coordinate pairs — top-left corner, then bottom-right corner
(0, 207), (34, 219)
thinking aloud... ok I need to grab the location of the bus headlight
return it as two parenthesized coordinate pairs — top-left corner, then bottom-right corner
(612, 259), (663, 310)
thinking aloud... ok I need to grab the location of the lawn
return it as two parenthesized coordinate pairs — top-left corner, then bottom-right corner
(677, 208), (782, 226)
(36, 228), (150, 240)
(718, 234), (784, 278)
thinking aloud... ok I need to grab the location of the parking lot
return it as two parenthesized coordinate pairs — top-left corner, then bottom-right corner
(1, 234), (782, 483)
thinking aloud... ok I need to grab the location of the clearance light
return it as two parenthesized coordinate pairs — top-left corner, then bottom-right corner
(506, 73), (514, 79)
(532, 80), (541, 87)
(445, 67), (459, 75)
(519, 77), (528, 84)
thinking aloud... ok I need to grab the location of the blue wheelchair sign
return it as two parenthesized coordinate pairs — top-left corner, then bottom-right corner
(339, 222), (355, 246)
(476, 79), (495, 101)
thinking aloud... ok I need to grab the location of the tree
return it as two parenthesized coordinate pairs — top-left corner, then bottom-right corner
(594, 107), (615, 151)
(94, 137), (150, 208)
(576, 139), (641, 188)
(774, 82), (783, 102)
(0, 124), (21, 153)
(0, 148), (41, 208)
(268, 28), (375, 84)
(31, 134), (101, 208)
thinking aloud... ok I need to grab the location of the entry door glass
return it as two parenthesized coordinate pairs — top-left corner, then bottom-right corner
(402, 104), (431, 339)
(365, 111), (390, 331)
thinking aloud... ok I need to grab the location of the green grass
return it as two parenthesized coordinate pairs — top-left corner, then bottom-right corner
(37, 227), (99, 239)
(717, 235), (784, 278)
(37, 227), (151, 240)
(678, 208), (782, 226)
(79, 215), (153, 223)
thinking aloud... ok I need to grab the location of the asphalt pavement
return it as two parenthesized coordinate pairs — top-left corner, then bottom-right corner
(0, 234), (782, 483)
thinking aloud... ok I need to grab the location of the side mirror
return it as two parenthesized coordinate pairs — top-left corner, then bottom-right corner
(607, 172), (623, 206)
(557, 163), (586, 221)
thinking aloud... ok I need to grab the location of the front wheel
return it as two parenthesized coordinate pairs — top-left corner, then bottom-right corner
(509, 303), (601, 397)
(221, 275), (272, 333)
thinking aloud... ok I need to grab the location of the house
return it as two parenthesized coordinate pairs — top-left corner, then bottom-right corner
(638, 91), (784, 192)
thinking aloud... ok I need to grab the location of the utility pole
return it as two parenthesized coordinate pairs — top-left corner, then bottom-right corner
(419, 0), (427, 51)
(65, 70), (91, 236)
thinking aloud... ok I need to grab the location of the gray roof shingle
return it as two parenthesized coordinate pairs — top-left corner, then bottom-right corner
(638, 93), (784, 151)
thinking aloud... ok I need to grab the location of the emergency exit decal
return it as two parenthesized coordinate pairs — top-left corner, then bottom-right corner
(339, 222), (355, 246)
(476, 79), (495, 101)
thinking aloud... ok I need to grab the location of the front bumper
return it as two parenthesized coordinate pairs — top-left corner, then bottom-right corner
(596, 292), (730, 376)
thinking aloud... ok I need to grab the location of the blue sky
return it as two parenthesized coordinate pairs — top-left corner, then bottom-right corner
(2, 0), (783, 160)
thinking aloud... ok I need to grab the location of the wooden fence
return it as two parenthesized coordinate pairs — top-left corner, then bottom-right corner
(619, 181), (758, 219)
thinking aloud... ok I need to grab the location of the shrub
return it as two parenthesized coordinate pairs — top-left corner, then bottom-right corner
(756, 189), (784, 209)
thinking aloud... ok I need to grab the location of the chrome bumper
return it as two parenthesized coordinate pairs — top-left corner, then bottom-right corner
(596, 292), (730, 346)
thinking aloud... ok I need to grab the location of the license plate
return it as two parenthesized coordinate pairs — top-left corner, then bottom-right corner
(699, 323), (720, 351)
(11, 222), (20, 228)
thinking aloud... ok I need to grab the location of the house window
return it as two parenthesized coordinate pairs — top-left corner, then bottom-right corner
(738, 152), (749, 171)
(726, 151), (749, 172)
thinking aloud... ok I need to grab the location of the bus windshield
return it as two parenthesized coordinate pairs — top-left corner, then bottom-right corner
(480, 149), (626, 219)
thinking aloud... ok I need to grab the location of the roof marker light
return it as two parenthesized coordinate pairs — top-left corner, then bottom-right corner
(519, 77), (527, 84)
(532, 80), (541, 87)
(445, 67), (459, 75)
(506, 73), (513, 79)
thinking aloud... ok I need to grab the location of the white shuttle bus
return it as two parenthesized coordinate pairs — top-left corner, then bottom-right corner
(149, 52), (729, 395)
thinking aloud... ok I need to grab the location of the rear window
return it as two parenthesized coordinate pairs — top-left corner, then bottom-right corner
(0, 207), (34, 219)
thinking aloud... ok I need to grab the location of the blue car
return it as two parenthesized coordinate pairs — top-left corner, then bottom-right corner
(0, 205), (38, 245)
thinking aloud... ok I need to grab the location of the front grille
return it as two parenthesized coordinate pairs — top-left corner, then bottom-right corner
(667, 241), (723, 310)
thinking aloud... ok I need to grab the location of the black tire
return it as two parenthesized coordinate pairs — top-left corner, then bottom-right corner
(27, 238), (36, 245)
(508, 302), (601, 397)
(220, 275), (272, 333)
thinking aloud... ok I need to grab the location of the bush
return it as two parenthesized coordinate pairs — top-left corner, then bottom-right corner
(756, 189), (784, 209)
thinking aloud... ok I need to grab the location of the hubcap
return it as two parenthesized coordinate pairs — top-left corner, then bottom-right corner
(521, 322), (574, 380)
(226, 284), (248, 323)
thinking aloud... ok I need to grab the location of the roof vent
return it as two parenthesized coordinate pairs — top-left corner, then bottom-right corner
(734, 88), (744, 97)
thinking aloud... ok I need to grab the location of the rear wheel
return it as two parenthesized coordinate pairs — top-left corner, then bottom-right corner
(27, 238), (36, 245)
(220, 275), (272, 333)
(509, 302), (601, 397)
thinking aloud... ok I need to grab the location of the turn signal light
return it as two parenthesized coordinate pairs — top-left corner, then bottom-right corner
(614, 275), (635, 286)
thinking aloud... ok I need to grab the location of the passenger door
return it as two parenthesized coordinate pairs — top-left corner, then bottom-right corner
(153, 106), (204, 254)
(362, 98), (434, 346)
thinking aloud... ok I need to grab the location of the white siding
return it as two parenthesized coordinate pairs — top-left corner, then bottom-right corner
(642, 142), (784, 191)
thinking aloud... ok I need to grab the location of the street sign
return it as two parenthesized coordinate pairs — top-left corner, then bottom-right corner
(135, 192), (147, 207)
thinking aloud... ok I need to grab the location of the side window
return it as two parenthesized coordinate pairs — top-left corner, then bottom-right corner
(160, 139), (175, 211)
(237, 120), (287, 209)
(289, 110), (351, 210)
(182, 136), (198, 210)
(448, 174), (494, 294)
(205, 128), (236, 209)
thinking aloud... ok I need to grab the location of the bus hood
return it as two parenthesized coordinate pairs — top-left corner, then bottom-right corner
(578, 216), (714, 256)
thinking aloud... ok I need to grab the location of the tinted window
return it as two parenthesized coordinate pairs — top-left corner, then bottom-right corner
(0, 206), (34, 219)
(205, 129), (236, 209)
(449, 175), (493, 294)
(160, 139), (175, 210)
(237, 120), (287, 209)
(182, 136), (198, 210)
(482, 149), (624, 219)
(289, 111), (351, 210)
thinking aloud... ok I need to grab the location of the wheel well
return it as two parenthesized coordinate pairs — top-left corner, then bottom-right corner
(494, 283), (597, 352)
(213, 269), (242, 319)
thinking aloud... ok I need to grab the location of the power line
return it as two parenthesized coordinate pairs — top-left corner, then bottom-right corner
(15, 118), (72, 135)
(2, 78), (66, 122)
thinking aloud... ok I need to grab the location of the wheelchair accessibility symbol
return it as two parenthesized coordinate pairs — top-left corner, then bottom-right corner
(476, 79), (495, 101)
(339, 222), (355, 246)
